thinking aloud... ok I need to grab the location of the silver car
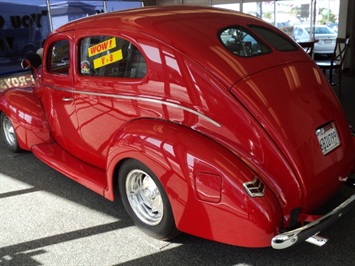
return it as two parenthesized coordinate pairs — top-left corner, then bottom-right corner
(294, 25), (337, 55)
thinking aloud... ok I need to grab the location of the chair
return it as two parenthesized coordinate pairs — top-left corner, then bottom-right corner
(298, 41), (315, 57)
(316, 37), (350, 96)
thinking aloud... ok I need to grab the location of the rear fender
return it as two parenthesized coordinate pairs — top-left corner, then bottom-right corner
(106, 119), (282, 247)
(0, 87), (52, 150)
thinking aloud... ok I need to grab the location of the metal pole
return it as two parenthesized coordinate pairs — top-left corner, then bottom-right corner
(310, 0), (315, 41)
(103, 0), (107, 13)
(313, 0), (317, 40)
(274, 1), (277, 27)
(46, 0), (53, 31)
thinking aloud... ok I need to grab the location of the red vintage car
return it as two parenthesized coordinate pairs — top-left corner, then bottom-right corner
(1, 6), (354, 249)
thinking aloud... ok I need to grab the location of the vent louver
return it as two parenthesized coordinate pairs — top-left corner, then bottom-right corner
(243, 177), (265, 197)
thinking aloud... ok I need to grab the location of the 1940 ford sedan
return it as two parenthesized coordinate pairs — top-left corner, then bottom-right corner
(1, 6), (354, 249)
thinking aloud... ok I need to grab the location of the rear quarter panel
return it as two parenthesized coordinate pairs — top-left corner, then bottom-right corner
(106, 119), (282, 247)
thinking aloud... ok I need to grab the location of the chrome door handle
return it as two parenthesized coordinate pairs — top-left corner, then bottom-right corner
(62, 97), (74, 102)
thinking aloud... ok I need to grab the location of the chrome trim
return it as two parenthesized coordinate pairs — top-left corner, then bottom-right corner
(44, 84), (221, 128)
(271, 193), (355, 249)
(243, 177), (265, 197)
(62, 97), (74, 102)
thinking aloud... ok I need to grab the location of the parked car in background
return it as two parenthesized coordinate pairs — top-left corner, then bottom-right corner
(294, 25), (337, 56)
(328, 22), (339, 33)
(1, 6), (355, 249)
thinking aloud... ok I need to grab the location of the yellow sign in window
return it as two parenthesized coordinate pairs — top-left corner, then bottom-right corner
(88, 37), (116, 57)
(93, 50), (123, 69)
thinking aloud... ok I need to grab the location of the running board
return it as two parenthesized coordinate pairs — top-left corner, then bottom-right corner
(32, 143), (107, 196)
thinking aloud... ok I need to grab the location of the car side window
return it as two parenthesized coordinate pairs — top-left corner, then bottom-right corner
(219, 27), (270, 57)
(48, 40), (70, 75)
(80, 36), (147, 78)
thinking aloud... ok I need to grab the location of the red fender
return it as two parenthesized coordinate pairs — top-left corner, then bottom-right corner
(105, 119), (282, 247)
(0, 87), (52, 150)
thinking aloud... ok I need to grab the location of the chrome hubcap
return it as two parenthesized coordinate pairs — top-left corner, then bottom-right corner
(126, 169), (163, 226)
(2, 116), (17, 148)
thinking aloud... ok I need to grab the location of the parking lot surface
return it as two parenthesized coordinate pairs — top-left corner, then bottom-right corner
(1, 137), (355, 266)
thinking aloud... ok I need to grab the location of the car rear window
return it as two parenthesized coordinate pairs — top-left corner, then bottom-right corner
(306, 27), (335, 34)
(219, 26), (270, 57)
(249, 25), (298, 51)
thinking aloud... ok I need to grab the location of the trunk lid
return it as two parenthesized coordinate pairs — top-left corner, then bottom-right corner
(231, 61), (355, 211)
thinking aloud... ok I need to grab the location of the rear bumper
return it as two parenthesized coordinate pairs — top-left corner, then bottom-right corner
(314, 42), (335, 54)
(271, 192), (355, 249)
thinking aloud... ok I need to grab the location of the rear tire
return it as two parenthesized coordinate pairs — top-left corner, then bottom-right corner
(1, 113), (21, 152)
(118, 159), (179, 240)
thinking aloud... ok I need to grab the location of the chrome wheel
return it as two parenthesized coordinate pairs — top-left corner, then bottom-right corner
(1, 113), (20, 152)
(2, 115), (17, 148)
(119, 159), (179, 240)
(125, 169), (163, 226)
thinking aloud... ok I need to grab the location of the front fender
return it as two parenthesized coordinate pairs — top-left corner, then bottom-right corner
(0, 87), (52, 150)
(106, 119), (282, 247)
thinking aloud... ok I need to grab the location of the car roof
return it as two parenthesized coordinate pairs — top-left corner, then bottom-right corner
(52, 6), (305, 87)
(55, 6), (258, 41)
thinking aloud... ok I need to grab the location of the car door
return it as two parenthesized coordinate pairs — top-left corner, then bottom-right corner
(72, 33), (148, 169)
(40, 33), (82, 154)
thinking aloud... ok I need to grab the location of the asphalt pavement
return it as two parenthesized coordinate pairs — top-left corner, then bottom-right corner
(1, 134), (355, 266)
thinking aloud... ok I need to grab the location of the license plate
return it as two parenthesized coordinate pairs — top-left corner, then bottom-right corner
(324, 39), (332, 44)
(316, 123), (340, 155)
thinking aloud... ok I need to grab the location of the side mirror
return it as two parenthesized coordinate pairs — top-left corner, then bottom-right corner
(21, 52), (42, 70)
(21, 59), (31, 70)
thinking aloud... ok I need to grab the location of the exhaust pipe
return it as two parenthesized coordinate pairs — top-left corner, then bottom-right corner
(305, 175), (355, 247)
(340, 176), (355, 187)
(305, 233), (328, 247)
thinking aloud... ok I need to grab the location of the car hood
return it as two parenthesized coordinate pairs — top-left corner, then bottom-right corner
(230, 61), (355, 211)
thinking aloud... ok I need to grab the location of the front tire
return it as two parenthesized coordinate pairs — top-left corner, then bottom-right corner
(1, 113), (21, 152)
(118, 159), (179, 240)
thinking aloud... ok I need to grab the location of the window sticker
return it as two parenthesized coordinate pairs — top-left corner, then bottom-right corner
(88, 37), (116, 57)
(93, 50), (123, 69)
(81, 60), (91, 74)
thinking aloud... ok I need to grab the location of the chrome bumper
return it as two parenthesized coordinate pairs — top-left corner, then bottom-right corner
(271, 193), (355, 249)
